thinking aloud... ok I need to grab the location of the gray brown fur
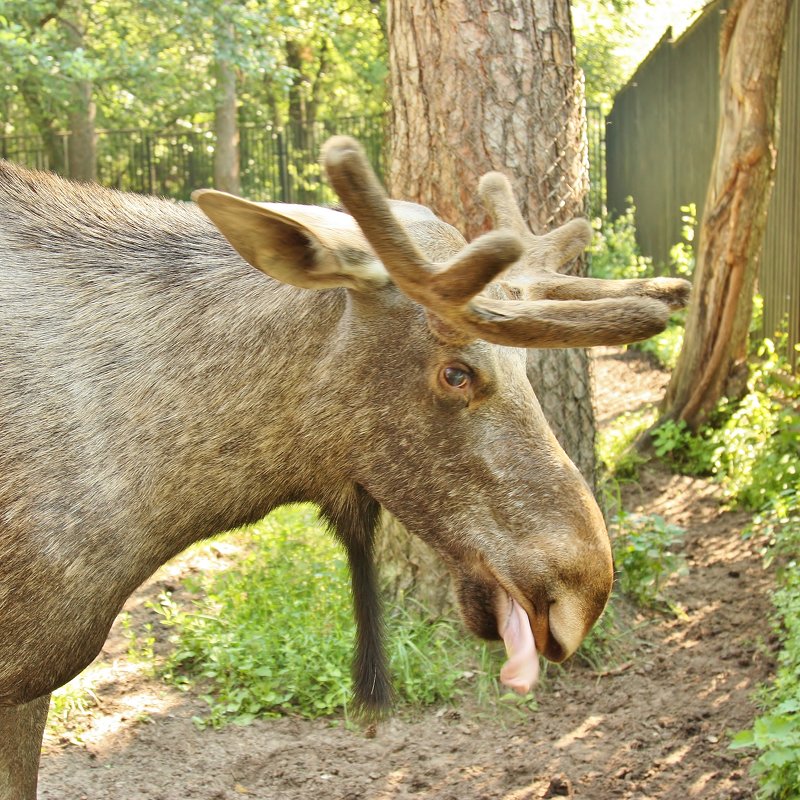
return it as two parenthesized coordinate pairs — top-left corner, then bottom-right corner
(0, 140), (689, 799)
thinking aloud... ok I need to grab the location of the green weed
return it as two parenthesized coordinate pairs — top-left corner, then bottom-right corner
(715, 341), (800, 798)
(47, 674), (100, 744)
(120, 612), (157, 672)
(635, 322), (686, 370)
(596, 407), (657, 479)
(152, 505), (513, 727)
(731, 558), (800, 798)
(588, 205), (654, 281)
(651, 338), (799, 510)
(588, 205), (690, 370)
(611, 512), (687, 610)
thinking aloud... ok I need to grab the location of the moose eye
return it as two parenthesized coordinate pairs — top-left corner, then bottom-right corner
(441, 366), (471, 390)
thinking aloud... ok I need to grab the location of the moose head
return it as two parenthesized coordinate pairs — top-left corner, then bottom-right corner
(193, 136), (689, 703)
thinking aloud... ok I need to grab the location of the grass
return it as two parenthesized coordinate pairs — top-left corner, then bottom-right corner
(48, 675), (101, 745)
(596, 406), (657, 480)
(148, 505), (528, 728)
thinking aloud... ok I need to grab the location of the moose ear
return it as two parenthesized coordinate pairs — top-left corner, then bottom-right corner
(192, 189), (389, 291)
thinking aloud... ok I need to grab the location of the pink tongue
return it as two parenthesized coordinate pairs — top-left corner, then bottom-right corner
(499, 596), (539, 694)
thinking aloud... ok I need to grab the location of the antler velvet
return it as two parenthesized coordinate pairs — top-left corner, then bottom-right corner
(323, 136), (691, 349)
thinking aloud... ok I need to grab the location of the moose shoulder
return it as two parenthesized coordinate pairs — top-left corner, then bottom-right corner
(0, 137), (690, 799)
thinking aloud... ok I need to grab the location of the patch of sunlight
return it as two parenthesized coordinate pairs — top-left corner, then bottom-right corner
(555, 714), (605, 749)
(375, 770), (410, 799)
(45, 655), (180, 751)
(711, 692), (733, 709)
(80, 687), (180, 756)
(619, 0), (707, 75)
(503, 780), (552, 800)
(689, 771), (718, 795)
(662, 743), (692, 766)
(698, 673), (731, 701)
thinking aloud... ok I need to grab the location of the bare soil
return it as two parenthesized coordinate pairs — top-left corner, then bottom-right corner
(37, 348), (774, 800)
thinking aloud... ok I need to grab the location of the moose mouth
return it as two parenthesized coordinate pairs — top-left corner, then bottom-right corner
(497, 592), (540, 693)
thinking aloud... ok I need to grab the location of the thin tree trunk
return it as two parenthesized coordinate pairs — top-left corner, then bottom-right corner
(661, 0), (793, 428)
(61, 2), (96, 182)
(379, 0), (594, 612)
(67, 79), (96, 182)
(214, 23), (241, 196)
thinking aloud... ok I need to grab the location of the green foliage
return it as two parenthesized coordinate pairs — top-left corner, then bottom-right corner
(635, 323), (685, 370)
(610, 513), (687, 609)
(732, 511), (800, 798)
(573, 0), (704, 112)
(120, 612), (157, 673)
(574, 602), (628, 671)
(650, 418), (714, 475)
(651, 339), (800, 798)
(652, 339), (799, 510)
(588, 204), (688, 370)
(632, 202), (694, 367)
(732, 702), (800, 800)
(596, 407), (656, 479)
(668, 203), (697, 277)
(0, 0), (386, 137)
(48, 674), (100, 744)
(588, 205), (654, 281)
(154, 505), (508, 727)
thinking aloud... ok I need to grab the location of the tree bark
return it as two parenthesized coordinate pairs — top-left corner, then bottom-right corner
(214, 22), (241, 196)
(61, 2), (96, 182)
(67, 79), (96, 182)
(660, 0), (794, 429)
(379, 0), (594, 612)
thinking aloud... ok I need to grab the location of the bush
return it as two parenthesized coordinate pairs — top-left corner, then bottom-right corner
(589, 204), (690, 369)
(668, 340), (800, 798)
(651, 339), (799, 510)
(732, 505), (800, 798)
(588, 205), (654, 281)
(611, 512), (687, 609)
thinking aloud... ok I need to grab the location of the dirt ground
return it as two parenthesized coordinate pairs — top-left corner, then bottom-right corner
(37, 348), (774, 800)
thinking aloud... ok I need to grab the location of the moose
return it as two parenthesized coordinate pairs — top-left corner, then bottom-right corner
(0, 136), (689, 798)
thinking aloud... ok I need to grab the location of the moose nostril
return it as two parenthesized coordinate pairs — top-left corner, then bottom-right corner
(543, 635), (567, 663)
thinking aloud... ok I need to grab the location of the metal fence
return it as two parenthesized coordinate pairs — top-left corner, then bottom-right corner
(606, 0), (800, 357)
(1, 109), (607, 205)
(0, 116), (386, 204)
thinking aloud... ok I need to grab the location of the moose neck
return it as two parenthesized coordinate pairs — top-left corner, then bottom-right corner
(2, 195), (359, 582)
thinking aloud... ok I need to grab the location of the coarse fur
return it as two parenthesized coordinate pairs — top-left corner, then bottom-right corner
(0, 140), (690, 799)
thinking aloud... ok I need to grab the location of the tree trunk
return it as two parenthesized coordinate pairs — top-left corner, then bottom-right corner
(660, 0), (793, 429)
(214, 23), (241, 196)
(61, 2), (96, 182)
(379, 0), (594, 613)
(67, 79), (96, 183)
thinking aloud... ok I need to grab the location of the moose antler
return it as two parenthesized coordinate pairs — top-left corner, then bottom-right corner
(478, 172), (691, 310)
(323, 136), (690, 349)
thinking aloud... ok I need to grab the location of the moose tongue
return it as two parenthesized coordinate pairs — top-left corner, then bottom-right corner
(499, 596), (539, 693)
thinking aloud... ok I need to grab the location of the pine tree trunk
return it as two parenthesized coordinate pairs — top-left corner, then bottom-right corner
(379, 0), (594, 613)
(661, 0), (793, 429)
(214, 23), (241, 197)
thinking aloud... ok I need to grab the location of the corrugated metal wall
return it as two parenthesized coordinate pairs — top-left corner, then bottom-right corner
(607, 0), (799, 357)
(762, 2), (800, 354)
